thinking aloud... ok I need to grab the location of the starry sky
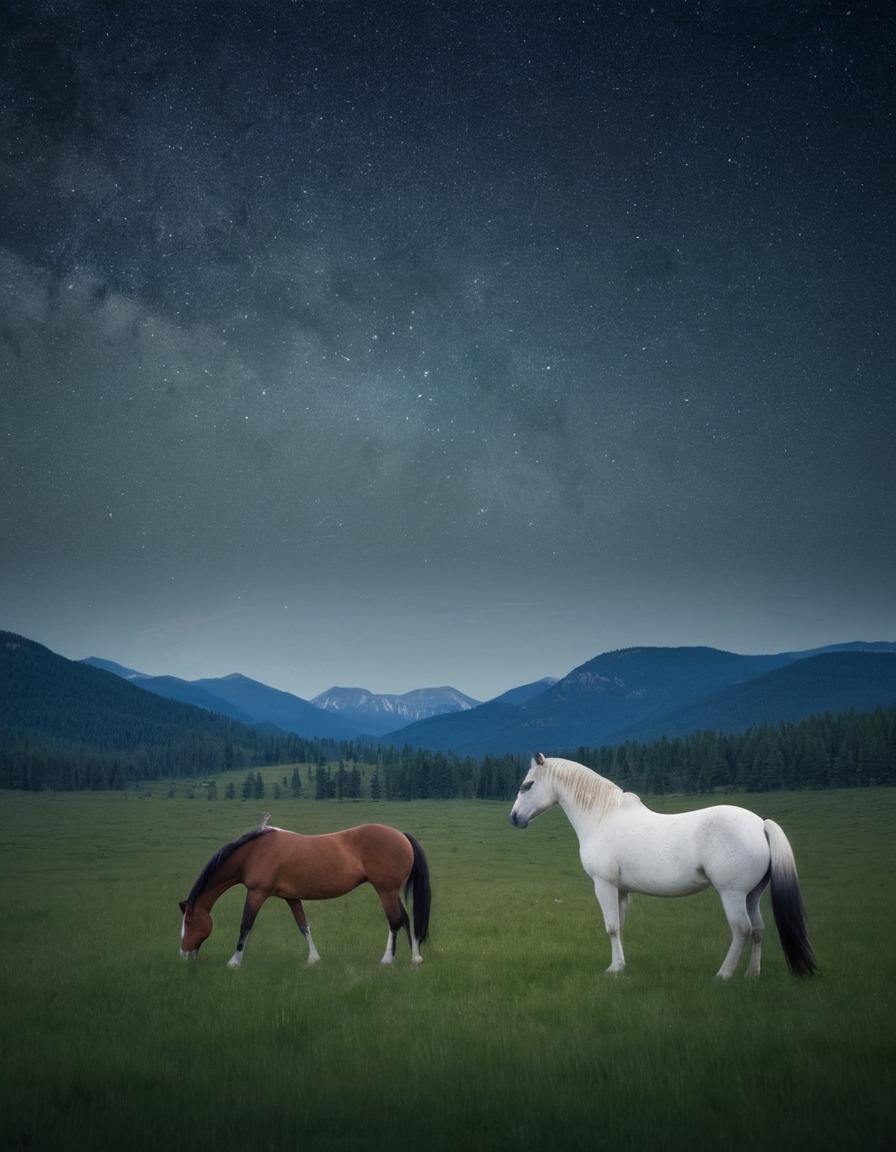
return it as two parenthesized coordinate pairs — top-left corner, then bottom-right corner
(2, 1), (894, 702)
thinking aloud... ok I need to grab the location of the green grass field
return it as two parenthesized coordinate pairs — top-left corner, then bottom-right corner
(1, 783), (894, 1151)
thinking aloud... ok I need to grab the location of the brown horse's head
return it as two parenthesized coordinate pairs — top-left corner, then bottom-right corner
(179, 900), (213, 958)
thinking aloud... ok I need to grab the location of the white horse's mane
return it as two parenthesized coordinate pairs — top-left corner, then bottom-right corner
(541, 757), (625, 824)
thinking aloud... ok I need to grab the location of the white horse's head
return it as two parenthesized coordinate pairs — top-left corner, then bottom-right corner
(509, 753), (556, 828)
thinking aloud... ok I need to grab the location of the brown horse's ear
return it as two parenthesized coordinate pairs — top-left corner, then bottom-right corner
(179, 901), (188, 914)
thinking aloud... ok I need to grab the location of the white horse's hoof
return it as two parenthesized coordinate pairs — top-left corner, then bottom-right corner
(411, 956), (423, 966)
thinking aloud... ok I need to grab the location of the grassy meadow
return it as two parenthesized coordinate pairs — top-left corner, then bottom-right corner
(1, 778), (894, 1151)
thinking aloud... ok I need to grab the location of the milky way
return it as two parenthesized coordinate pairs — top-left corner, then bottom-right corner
(2, 2), (894, 699)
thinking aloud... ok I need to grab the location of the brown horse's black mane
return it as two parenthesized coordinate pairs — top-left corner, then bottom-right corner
(184, 826), (275, 906)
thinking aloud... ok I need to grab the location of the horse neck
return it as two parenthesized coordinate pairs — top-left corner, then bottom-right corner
(190, 859), (243, 913)
(549, 760), (623, 839)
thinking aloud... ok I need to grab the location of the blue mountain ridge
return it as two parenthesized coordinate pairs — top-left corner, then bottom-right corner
(377, 644), (896, 755)
(81, 643), (896, 753)
(81, 662), (359, 741)
(614, 650), (896, 744)
(80, 661), (476, 741)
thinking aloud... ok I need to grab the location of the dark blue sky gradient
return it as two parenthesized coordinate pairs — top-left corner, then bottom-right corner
(2, 2), (894, 699)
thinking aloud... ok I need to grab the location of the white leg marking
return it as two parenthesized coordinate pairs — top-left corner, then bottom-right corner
(381, 930), (396, 965)
(303, 928), (321, 965)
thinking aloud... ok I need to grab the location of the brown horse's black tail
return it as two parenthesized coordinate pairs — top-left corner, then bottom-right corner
(402, 832), (431, 946)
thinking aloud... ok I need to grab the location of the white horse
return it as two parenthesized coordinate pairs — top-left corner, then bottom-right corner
(510, 754), (817, 979)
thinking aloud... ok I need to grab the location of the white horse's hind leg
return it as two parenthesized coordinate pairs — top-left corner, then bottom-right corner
(743, 880), (766, 977)
(716, 889), (752, 979)
(594, 879), (626, 974)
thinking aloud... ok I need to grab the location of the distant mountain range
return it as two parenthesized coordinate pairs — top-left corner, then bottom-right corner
(6, 630), (895, 796)
(390, 643), (896, 755)
(309, 685), (480, 736)
(83, 659), (356, 739)
(81, 658), (485, 741)
(79, 641), (896, 756)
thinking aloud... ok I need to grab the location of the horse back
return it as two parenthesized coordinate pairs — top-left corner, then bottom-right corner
(243, 824), (413, 900)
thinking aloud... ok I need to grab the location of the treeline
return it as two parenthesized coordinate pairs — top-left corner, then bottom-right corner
(356, 704), (896, 799)
(0, 723), (351, 793)
(572, 704), (896, 795)
(3, 702), (894, 796)
(0, 631), (354, 791)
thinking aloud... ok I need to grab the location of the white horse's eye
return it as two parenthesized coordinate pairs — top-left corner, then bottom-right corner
(520, 781), (534, 793)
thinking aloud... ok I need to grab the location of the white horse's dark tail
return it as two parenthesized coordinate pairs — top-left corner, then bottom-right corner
(764, 819), (818, 977)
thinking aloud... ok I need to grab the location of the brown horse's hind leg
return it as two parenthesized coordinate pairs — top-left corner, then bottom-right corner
(227, 889), (268, 969)
(378, 890), (411, 965)
(286, 898), (321, 965)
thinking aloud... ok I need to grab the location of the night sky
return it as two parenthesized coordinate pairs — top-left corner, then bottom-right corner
(2, 1), (894, 702)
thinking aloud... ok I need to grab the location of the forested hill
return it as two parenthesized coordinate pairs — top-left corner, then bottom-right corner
(3, 630), (896, 796)
(0, 632), (325, 790)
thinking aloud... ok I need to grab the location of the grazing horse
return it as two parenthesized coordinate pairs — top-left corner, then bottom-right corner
(510, 754), (817, 979)
(179, 819), (431, 967)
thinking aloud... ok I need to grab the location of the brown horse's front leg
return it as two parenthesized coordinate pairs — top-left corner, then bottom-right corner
(227, 889), (268, 969)
(286, 898), (321, 964)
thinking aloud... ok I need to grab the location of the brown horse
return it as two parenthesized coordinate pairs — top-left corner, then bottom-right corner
(179, 819), (431, 967)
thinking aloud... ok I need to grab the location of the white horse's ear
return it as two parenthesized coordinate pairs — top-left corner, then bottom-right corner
(535, 752), (546, 765)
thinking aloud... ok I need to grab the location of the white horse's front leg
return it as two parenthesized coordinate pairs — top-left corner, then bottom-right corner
(594, 879), (626, 974)
(619, 892), (631, 933)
